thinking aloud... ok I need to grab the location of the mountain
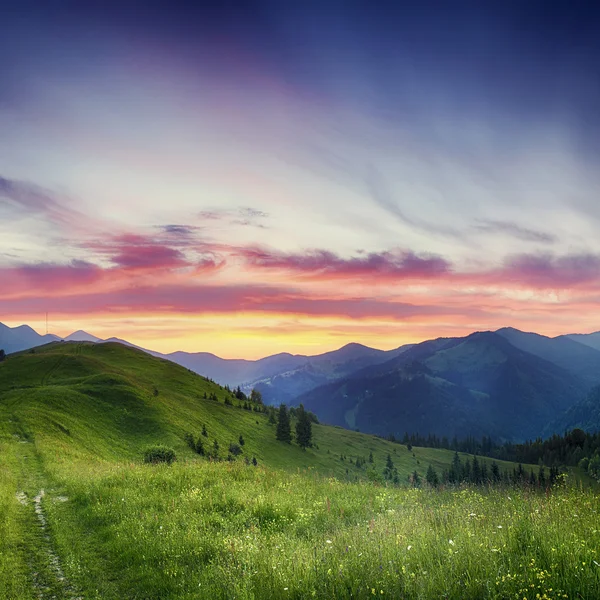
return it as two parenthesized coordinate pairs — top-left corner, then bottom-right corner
(496, 327), (600, 387)
(547, 385), (600, 434)
(298, 331), (585, 441)
(245, 343), (413, 404)
(0, 322), (59, 354)
(1, 321), (410, 404)
(563, 331), (600, 352)
(165, 350), (305, 389)
(64, 330), (102, 343)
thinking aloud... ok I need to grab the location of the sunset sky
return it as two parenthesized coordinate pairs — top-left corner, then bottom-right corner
(2, 1), (600, 358)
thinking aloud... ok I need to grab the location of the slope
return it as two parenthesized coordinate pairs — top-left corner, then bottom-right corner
(0, 323), (59, 354)
(0, 341), (506, 480)
(564, 331), (600, 352)
(496, 327), (600, 387)
(0, 342), (558, 600)
(547, 384), (600, 434)
(298, 331), (585, 441)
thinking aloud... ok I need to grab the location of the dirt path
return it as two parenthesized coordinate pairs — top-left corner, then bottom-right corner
(13, 440), (83, 599)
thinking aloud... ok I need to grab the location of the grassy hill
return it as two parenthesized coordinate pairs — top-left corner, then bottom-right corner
(0, 341), (519, 480)
(1, 342), (598, 599)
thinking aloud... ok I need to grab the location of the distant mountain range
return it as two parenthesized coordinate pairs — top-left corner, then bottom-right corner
(2, 321), (600, 441)
(0, 323), (59, 354)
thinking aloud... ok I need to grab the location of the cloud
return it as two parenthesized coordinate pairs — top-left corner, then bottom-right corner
(0, 175), (100, 233)
(82, 232), (222, 272)
(499, 252), (600, 288)
(241, 247), (451, 280)
(473, 220), (558, 243)
(158, 224), (203, 238)
(198, 206), (268, 228)
(364, 164), (460, 237)
(0, 279), (487, 322)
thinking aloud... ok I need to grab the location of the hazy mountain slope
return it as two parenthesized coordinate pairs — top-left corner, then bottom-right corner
(496, 327), (600, 387)
(298, 331), (585, 441)
(0, 322), (59, 354)
(165, 350), (305, 387)
(247, 343), (413, 404)
(547, 385), (600, 434)
(564, 332), (600, 352)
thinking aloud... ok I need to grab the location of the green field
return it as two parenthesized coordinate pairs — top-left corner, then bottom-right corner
(1, 342), (598, 599)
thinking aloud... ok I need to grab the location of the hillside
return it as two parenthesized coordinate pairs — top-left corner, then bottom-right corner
(0, 341), (516, 482)
(547, 384), (600, 434)
(496, 327), (600, 387)
(0, 341), (590, 600)
(298, 331), (585, 441)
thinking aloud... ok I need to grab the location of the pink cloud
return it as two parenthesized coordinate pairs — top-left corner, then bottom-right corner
(240, 247), (451, 280)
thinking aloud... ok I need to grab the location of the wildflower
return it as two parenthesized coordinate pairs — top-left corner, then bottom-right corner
(449, 540), (455, 546)
(284, 588), (288, 591)
(326, 540), (332, 544)
(407, 545), (412, 550)
(497, 525), (503, 529)
(469, 512), (476, 517)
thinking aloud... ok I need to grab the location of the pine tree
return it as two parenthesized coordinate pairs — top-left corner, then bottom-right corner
(276, 404), (292, 443)
(411, 470), (420, 487)
(195, 437), (205, 456)
(369, 451), (374, 463)
(450, 452), (462, 483)
(426, 464), (439, 487)
(295, 404), (312, 450)
(202, 424), (208, 437)
(383, 453), (395, 480)
(538, 465), (546, 488)
(250, 388), (263, 404)
(481, 461), (489, 484)
(491, 461), (501, 482)
(239, 434), (245, 446)
(0, 349), (5, 362)
(472, 456), (481, 484)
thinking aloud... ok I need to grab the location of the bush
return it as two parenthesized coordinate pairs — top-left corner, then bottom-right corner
(229, 442), (243, 456)
(143, 445), (177, 465)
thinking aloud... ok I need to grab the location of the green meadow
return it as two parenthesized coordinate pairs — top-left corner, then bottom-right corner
(1, 342), (599, 599)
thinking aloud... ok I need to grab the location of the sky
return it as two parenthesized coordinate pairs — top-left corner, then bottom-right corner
(2, 0), (600, 358)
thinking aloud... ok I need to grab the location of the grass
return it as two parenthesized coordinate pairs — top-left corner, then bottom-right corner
(1, 341), (598, 598)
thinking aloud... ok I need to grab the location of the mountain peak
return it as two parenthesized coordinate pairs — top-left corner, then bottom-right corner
(65, 330), (102, 343)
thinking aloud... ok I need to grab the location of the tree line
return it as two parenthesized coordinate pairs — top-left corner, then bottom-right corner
(383, 428), (600, 470)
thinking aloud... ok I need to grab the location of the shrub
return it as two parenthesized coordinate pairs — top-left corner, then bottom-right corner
(229, 442), (243, 456)
(143, 445), (176, 465)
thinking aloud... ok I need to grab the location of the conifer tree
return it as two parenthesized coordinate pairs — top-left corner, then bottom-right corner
(472, 456), (481, 484)
(538, 465), (546, 488)
(383, 453), (395, 480)
(295, 403), (312, 450)
(275, 404), (292, 443)
(426, 464), (439, 487)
